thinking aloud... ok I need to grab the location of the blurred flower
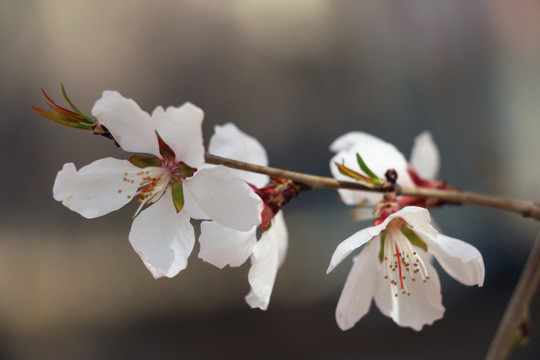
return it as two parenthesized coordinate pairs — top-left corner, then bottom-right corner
(199, 123), (288, 310)
(53, 92), (262, 279)
(329, 131), (440, 206)
(327, 206), (484, 331)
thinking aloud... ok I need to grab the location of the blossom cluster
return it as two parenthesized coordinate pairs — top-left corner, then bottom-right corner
(35, 89), (485, 331)
(50, 91), (288, 310)
(328, 132), (484, 330)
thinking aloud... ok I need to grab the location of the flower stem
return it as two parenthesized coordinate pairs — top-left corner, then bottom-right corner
(204, 152), (540, 221)
(486, 232), (540, 360)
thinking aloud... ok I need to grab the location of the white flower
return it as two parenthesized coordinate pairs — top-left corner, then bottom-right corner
(327, 206), (484, 331)
(330, 131), (440, 205)
(53, 92), (262, 279)
(198, 123), (288, 310)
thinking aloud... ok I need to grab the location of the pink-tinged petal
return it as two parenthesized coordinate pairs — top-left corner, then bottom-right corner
(327, 222), (387, 273)
(152, 103), (205, 167)
(184, 166), (263, 231)
(245, 226), (281, 310)
(335, 242), (379, 330)
(208, 123), (270, 188)
(198, 222), (256, 269)
(91, 91), (160, 156)
(409, 131), (440, 180)
(272, 212), (289, 268)
(419, 231), (485, 287)
(129, 189), (195, 279)
(181, 182), (209, 220)
(53, 158), (141, 219)
(374, 254), (444, 331)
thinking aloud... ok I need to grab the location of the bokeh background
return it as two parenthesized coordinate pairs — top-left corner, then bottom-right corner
(1, 0), (540, 359)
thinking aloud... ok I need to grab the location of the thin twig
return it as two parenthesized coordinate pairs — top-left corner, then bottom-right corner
(205, 153), (540, 221)
(398, 187), (540, 221)
(486, 232), (540, 360)
(204, 153), (381, 191)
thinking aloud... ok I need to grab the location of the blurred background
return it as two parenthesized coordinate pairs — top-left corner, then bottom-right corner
(1, 0), (540, 359)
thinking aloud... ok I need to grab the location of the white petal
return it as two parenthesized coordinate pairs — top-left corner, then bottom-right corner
(396, 206), (483, 286)
(182, 182), (209, 220)
(327, 222), (386, 273)
(208, 123), (270, 188)
(330, 133), (414, 205)
(152, 103), (205, 167)
(91, 91), (160, 156)
(129, 189), (195, 279)
(198, 222), (256, 269)
(329, 206), (430, 258)
(420, 231), (485, 287)
(272, 212), (289, 268)
(184, 166), (262, 231)
(329, 132), (385, 153)
(335, 242), (378, 330)
(374, 255), (444, 331)
(395, 206), (439, 237)
(245, 227), (281, 310)
(409, 131), (440, 180)
(53, 158), (142, 219)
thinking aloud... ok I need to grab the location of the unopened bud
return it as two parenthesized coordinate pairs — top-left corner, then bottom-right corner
(385, 169), (398, 184)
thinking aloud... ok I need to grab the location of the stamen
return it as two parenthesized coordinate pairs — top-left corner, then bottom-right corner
(379, 218), (431, 298)
(118, 167), (171, 218)
(395, 243), (404, 289)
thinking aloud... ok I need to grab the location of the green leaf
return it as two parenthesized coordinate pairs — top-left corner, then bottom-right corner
(378, 230), (387, 262)
(178, 162), (197, 178)
(401, 226), (428, 252)
(335, 162), (371, 182)
(171, 181), (184, 213)
(31, 107), (92, 130)
(61, 84), (95, 125)
(129, 156), (161, 168)
(356, 153), (381, 180)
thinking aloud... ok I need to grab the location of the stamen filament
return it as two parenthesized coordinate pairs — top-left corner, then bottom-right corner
(381, 218), (431, 297)
(120, 167), (171, 218)
(395, 243), (404, 289)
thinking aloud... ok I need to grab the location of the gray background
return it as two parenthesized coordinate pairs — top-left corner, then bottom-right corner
(1, 0), (540, 359)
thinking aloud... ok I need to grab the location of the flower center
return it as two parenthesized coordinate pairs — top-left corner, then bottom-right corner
(161, 158), (182, 180)
(121, 166), (171, 217)
(381, 218), (430, 297)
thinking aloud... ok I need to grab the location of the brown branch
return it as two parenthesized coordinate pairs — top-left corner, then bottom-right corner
(398, 187), (540, 222)
(486, 232), (540, 360)
(204, 153), (382, 192)
(205, 153), (540, 221)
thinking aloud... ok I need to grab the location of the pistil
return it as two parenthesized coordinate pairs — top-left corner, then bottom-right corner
(381, 218), (430, 297)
